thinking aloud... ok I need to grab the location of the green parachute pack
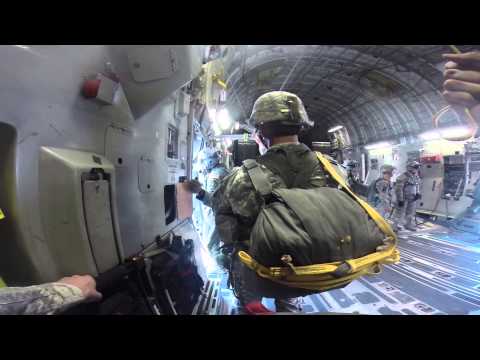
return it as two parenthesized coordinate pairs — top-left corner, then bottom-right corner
(238, 152), (400, 298)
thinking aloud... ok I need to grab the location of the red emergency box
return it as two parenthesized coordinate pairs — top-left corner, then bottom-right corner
(420, 154), (442, 163)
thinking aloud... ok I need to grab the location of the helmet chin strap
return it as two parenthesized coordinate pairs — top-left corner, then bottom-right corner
(254, 130), (270, 155)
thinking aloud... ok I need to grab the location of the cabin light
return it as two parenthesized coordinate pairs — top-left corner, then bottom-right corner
(217, 108), (232, 130)
(364, 141), (392, 150)
(213, 123), (222, 136)
(208, 108), (217, 121)
(419, 130), (441, 141)
(419, 125), (471, 141)
(328, 125), (344, 133)
(439, 125), (471, 139)
(14, 45), (30, 50)
(224, 138), (233, 147)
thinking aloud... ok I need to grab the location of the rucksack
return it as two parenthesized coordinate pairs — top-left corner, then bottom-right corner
(238, 151), (399, 297)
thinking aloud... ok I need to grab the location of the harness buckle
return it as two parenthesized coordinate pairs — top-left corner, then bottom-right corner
(331, 262), (352, 278)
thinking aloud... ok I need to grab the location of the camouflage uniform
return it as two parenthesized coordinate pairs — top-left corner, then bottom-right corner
(198, 164), (230, 264)
(198, 164), (230, 208)
(0, 283), (85, 315)
(210, 91), (322, 312)
(212, 142), (328, 311)
(208, 91), (329, 312)
(373, 178), (393, 218)
(393, 165), (421, 231)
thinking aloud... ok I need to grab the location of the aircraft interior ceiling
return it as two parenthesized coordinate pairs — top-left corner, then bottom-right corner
(225, 45), (480, 144)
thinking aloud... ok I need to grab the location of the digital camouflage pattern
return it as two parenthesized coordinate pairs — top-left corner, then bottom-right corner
(381, 164), (395, 174)
(198, 164), (231, 267)
(249, 91), (313, 128)
(393, 169), (421, 230)
(369, 164), (394, 217)
(205, 165), (229, 194)
(374, 178), (393, 218)
(0, 283), (85, 315)
(198, 165), (230, 208)
(211, 143), (327, 247)
(394, 171), (421, 202)
(229, 254), (302, 312)
(407, 160), (421, 170)
(211, 142), (327, 310)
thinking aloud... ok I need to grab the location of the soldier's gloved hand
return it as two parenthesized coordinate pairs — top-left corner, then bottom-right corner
(58, 275), (102, 303)
(415, 194), (422, 201)
(443, 51), (480, 123)
(185, 179), (203, 194)
(398, 200), (405, 208)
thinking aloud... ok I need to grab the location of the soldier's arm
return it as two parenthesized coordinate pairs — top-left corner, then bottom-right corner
(211, 170), (242, 245)
(0, 283), (85, 315)
(199, 169), (231, 208)
(196, 189), (213, 207)
(211, 168), (261, 245)
(0, 274), (101, 315)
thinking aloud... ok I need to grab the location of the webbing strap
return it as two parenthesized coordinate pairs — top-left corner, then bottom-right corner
(243, 159), (272, 197)
(316, 152), (398, 244)
(238, 151), (400, 291)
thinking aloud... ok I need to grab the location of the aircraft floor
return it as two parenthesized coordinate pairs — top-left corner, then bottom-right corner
(301, 223), (480, 315)
(200, 223), (480, 315)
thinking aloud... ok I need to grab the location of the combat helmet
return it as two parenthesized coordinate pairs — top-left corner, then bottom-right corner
(381, 164), (395, 174)
(249, 91), (314, 129)
(407, 160), (421, 170)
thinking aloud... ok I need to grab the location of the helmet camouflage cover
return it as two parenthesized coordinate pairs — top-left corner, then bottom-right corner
(249, 91), (314, 129)
(381, 164), (395, 173)
(407, 160), (421, 169)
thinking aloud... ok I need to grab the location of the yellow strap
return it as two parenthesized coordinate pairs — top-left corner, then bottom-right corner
(315, 152), (398, 244)
(239, 250), (383, 291)
(238, 151), (400, 291)
(0, 277), (6, 288)
(0, 208), (4, 220)
(212, 73), (227, 89)
(216, 79), (227, 89)
(239, 246), (398, 278)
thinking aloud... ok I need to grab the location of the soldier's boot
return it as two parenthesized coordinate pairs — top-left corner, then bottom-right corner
(392, 223), (403, 232)
(275, 298), (303, 313)
(404, 220), (417, 232)
(243, 301), (274, 315)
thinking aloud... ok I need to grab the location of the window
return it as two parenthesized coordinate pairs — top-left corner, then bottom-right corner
(167, 125), (179, 159)
(164, 184), (176, 225)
